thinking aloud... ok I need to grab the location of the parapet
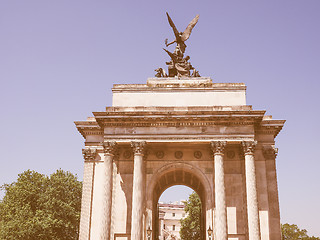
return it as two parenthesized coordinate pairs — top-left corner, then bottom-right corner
(112, 77), (247, 107)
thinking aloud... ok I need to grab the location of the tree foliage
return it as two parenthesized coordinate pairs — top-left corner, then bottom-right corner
(281, 223), (319, 240)
(180, 191), (201, 240)
(0, 169), (82, 240)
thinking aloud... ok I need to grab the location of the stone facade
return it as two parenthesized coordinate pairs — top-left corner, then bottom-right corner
(75, 77), (285, 240)
(158, 203), (186, 240)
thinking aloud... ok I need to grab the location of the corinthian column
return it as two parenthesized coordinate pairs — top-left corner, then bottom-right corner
(242, 141), (261, 240)
(79, 148), (97, 240)
(130, 141), (147, 240)
(211, 141), (227, 240)
(99, 141), (117, 240)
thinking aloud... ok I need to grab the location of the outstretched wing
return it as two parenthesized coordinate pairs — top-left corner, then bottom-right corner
(163, 48), (175, 60)
(181, 14), (199, 42)
(166, 12), (180, 40)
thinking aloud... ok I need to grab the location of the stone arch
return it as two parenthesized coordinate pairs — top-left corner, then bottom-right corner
(146, 162), (213, 240)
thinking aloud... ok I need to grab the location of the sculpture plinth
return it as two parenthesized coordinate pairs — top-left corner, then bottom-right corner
(112, 77), (246, 107)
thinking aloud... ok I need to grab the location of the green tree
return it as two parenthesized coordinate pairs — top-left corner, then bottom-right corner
(0, 169), (82, 240)
(281, 223), (320, 240)
(180, 191), (201, 240)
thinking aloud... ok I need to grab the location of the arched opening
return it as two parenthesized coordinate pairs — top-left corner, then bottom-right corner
(151, 168), (208, 240)
(158, 186), (200, 240)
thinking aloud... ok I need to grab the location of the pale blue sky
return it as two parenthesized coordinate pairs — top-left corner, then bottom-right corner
(1, 0), (319, 237)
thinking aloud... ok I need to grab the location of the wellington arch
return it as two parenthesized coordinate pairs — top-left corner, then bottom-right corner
(75, 77), (285, 240)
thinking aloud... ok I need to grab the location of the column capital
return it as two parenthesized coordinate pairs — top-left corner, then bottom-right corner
(262, 145), (278, 160)
(242, 141), (257, 155)
(82, 148), (97, 161)
(103, 141), (118, 156)
(210, 141), (226, 155)
(131, 141), (147, 155)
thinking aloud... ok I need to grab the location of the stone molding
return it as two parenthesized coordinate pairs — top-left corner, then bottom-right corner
(103, 141), (118, 156)
(82, 148), (97, 161)
(112, 79), (247, 91)
(131, 141), (147, 155)
(210, 141), (227, 155)
(262, 145), (278, 160)
(242, 141), (257, 155)
(104, 136), (254, 142)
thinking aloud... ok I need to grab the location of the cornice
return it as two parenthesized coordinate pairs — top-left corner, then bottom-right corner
(105, 106), (253, 112)
(93, 109), (266, 128)
(74, 120), (103, 139)
(255, 119), (286, 138)
(102, 136), (254, 142)
(112, 80), (247, 92)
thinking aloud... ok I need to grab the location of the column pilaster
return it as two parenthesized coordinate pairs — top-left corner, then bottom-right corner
(79, 148), (97, 240)
(99, 141), (117, 240)
(242, 141), (261, 240)
(211, 141), (227, 240)
(263, 145), (281, 240)
(130, 141), (147, 240)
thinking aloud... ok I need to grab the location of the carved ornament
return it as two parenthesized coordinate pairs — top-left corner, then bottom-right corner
(82, 148), (97, 161)
(175, 151), (183, 159)
(227, 150), (235, 159)
(242, 141), (257, 155)
(210, 141), (226, 155)
(131, 141), (147, 155)
(194, 151), (202, 159)
(156, 151), (165, 159)
(262, 145), (278, 159)
(123, 150), (132, 159)
(103, 141), (118, 155)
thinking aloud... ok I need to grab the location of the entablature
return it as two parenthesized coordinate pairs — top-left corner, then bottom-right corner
(93, 108), (266, 128)
(75, 107), (285, 140)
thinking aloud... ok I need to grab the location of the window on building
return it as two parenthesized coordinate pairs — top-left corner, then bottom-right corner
(163, 224), (165, 229)
(172, 213), (175, 217)
(173, 225), (175, 231)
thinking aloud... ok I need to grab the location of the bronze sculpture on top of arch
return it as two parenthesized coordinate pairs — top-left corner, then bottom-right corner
(155, 12), (201, 78)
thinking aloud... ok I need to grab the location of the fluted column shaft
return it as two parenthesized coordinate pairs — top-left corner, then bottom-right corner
(243, 141), (261, 240)
(99, 142), (117, 240)
(211, 141), (227, 240)
(131, 141), (147, 240)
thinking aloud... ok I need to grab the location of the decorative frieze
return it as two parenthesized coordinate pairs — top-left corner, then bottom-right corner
(242, 141), (257, 155)
(82, 148), (97, 161)
(263, 145), (278, 160)
(210, 141), (226, 155)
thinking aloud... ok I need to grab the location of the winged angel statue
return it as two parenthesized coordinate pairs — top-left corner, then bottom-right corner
(155, 12), (200, 78)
